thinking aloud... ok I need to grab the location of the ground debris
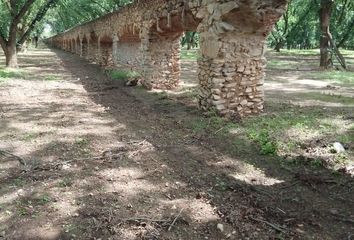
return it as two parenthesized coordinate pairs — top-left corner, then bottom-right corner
(0, 149), (26, 166)
(295, 172), (337, 185)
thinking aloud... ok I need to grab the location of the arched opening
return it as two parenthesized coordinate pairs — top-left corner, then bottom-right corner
(99, 34), (113, 67)
(82, 35), (88, 58)
(76, 36), (80, 55)
(142, 11), (200, 90)
(115, 25), (142, 71)
(87, 31), (99, 62)
(71, 39), (76, 53)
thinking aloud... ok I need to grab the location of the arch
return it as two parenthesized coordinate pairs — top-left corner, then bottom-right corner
(81, 35), (89, 58)
(140, 10), (199, 89)
(98, 34), (113, 67)
(70, 38), (76, 53)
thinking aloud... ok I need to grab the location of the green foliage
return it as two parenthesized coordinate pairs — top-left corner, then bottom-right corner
(74, 137), (89, 147)
(268, 0), (354, 50)
(180, 49), (199, 61)
(181, 32), (199, 49)
(58, 178), (73, 187)
(300, 92), (354, 105)
(303, 71), (354, 84)
(0, 68), (25, 79)
(248, 129), (277, 155)
(110, 70), (140, 80)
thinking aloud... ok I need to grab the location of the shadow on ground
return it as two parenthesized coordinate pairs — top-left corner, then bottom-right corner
(0, 48), (353, 240)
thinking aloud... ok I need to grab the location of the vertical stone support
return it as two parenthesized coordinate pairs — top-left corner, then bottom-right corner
(72, 39), (76, 53)
(79, 37), (83, 57)
(97, 36), (102, 63)
(198, 33), (266, 118)
(112, 33), (119, 65)
(195, 0), (287, 118)
(140, 26), (182, 89)
(87, 38), (90, 60)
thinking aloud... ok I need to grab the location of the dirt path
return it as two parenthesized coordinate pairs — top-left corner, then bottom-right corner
(0, 49), (353, 240)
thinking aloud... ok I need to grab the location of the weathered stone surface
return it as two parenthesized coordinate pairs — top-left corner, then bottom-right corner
(48, 0), (288, 118)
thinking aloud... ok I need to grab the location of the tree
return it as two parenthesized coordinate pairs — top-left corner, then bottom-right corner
(269, 0), (354, 51)
(0, 0), (59, 68)
(319, 0), (346, 69)
(319, 0), (334, 68)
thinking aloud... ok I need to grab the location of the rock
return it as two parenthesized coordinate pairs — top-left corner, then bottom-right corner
(125, 77), (140, 86)
(217, 223), (224, 232)
(332, 142), (345, 153)
(240, 99), (248, 106)
(219, 21), (235, 31)
(218, 2), (239, 15)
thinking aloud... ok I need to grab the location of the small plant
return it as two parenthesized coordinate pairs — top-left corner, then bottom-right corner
(110, 70), (141, 80)
(37, 194), (51, 205)
(13, 178), (25, 187)
(18, 207), (29, 216)
(156, 91), (168, 100)
(21, 132), (38, 142)
(215, 177), (228, 191)
(63, 223), (76, 233)
(0, 68), (25, 79)
(58, 178), (73, 188)
(44, 75), (60, 81)
(249, 129), (277, 155)
(309, 159), (323, 168)
(75, 137), (89, 146)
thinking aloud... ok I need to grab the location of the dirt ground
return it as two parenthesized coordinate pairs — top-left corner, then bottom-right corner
(0, 48), (353, 240)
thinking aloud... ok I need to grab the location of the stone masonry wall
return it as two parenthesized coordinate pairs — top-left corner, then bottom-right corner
(48, 0), (288, 118)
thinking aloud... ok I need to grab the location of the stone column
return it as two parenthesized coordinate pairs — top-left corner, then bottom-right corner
(97, 36), (102, 64)
(195, 0), (287, 118)
(112, 33), (119, 65)
(198, 33), (266, 118)
(80, 38), (83, 57)
(87, 38), (90, 60)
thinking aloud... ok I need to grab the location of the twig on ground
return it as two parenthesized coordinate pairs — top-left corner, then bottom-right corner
(0, 149), (26, 165)
(249, 216), (287, 233)
(122, 217), (171, 223)
(214, 127), (224, 135)
(168, 208), (184, 231)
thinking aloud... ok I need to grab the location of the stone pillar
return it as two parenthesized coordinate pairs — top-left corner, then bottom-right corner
(79, 38), (83, 57)
(198, 33), (266, 118)
(140, 26), (182, 90)
(71, 39), (76, 53)
(112, 33), (119, 65)
(87, 38), (90, 60)
(97, 36), (102, 63)
(195, 0), (287, 118)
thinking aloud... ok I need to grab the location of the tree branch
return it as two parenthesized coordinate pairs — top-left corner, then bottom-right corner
(18, 0), (60, 47)
(12, 0), (36, 26)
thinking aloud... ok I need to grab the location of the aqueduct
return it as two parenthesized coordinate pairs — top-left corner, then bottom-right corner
(48, 0), (288, 118)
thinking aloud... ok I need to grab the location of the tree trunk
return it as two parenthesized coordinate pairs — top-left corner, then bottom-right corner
(5, 43), (18, 68)
(274, 41), (283, 52)
(319, 0), (334, 69)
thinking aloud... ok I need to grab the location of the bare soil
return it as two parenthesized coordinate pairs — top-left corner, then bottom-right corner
(0, 48), (353, 240)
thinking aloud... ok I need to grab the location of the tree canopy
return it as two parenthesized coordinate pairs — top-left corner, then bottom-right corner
(268, 0), (354, 50)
